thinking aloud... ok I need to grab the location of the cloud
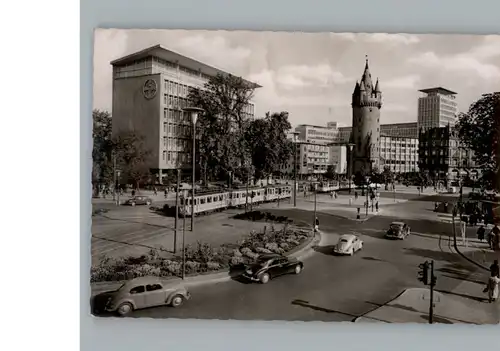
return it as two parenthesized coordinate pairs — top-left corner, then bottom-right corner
(384, 75), (421, 89)
(330, 33), (356, 41)
(93, 29), (129, 110)
(330, 32), (420, 45)
(274, 64), (350, 89)
(362, 33), (420, 45)
(174, 35), (252, 71)
(249, 69), (347, 107)
(408, 36), (500, 80)
(384, 103), (411, 112)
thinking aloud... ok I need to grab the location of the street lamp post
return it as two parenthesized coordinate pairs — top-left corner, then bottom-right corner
(293, 132), (300, 207)
(347, 143), (355, 194)
(112, 151), (117, 202)
(183, 107), (204, 232)
(182, 189), (187, 280)
(365, 176), (369, 216)
(173, 169), (181, 253)
(116, 170), (121, 205)
(313, 184), (317, 230)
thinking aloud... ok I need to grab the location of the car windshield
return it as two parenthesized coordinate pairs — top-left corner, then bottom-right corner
(339, 238), (350, 243)
(390, 224), (402, 229)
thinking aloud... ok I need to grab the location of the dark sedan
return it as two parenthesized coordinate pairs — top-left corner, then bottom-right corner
(124, 196), (152, 206)
(242, 253), (303, 284)
(385, 221), (411, 240)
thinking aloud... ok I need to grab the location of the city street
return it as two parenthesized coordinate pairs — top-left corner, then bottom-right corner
(95, 194), (493, 321)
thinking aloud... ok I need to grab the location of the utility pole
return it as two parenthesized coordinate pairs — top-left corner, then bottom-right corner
(365, 179), (369, 217)
(182, 189), (187, 280)
(293, 138), (298, 207)
(173, 169), (181, 253)
(429, 260), (436, 324)
(112, 151), (116, 202)
(313, 185), (317, 230)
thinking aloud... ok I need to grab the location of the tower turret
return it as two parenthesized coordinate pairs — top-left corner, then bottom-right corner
(351, 56), (382, 175)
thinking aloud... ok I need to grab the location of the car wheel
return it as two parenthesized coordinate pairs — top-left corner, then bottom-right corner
(170, 294), (185, 308)
(117, 302), (133, 316)
(260, 273), (270, 284)
(294, 264), (302, 274)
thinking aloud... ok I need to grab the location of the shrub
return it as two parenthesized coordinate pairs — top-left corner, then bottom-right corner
(207, 262), (221, 270)
(255, 247), (273, 254)
(265, 243), (279, 252)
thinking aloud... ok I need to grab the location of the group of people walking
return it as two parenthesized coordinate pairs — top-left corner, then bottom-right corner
(476, 224), (500, 250)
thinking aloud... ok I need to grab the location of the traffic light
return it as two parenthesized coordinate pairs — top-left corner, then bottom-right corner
(431, 275), (437, 287)
(418, 261), (430, 285)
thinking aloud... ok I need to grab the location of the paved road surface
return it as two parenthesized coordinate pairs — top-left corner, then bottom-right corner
(99, 198), (487, 321)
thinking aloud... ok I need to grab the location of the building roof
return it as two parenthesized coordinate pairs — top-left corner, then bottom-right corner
(418, 87), (457, 95)
(110, 44), (261, 88)
(296, 124), (336, 130)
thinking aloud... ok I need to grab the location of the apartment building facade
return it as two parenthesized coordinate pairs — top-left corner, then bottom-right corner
(417, 87), (458, 133)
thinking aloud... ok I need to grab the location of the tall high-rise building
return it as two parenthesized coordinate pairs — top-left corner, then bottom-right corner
(110, 44), (259, 183)
(351, 57), (382, 174)
(417, 87), (458, 132)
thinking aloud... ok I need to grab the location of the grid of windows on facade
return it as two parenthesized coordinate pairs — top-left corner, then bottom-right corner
(418, 95), (457, 131)
(380, 136), (419, 172)
(305, 128), (337, 143)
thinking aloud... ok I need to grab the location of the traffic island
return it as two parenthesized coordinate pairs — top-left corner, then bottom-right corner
(354, 288), (498, 324)
(90, 224), (320, 296)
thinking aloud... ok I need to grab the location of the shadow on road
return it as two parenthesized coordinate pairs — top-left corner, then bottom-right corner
(362, 256), (386, 263)
(403, 247), (460, 263)
(312, 245), (335, 256)
(291, 299), (360, 319)
(435, 289), (488, 303)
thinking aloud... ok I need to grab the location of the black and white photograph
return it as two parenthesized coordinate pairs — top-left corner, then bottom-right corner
(90, 29), (500, 324)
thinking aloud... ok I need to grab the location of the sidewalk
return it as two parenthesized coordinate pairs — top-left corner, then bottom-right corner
(355, 287), (498, 324)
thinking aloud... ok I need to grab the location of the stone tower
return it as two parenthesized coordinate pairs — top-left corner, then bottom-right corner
(351, 56), (382, 175)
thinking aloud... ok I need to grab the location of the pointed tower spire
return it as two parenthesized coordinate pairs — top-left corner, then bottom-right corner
(353, 80), (360, 94)
(361, 55), (373, 91)
(360, 80), (366, 91)
(374, 77), (381, 93)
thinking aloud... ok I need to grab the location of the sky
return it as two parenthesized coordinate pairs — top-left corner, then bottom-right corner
(93, 29), (500, 128)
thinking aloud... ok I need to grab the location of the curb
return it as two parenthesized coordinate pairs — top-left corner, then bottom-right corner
(352, 289), (408, 323)
(90, 230), (322, 296)
(451, 216), (489, 271)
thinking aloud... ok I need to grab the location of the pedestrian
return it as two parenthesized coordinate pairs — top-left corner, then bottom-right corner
(434, 202), (439, 212)
(164, 189), (168, 199)
(490, 260), (499, 278)
(489, 225), (500, 249)
(131, 189), (136, 197)
(330, 191), (334, 199)
(314, 217), (319, 232)
(477, 225), (486, 242)
(375, 202), (379, 212)
(153, 187), (157, 196)
(355, 191), (358, 200)
(334, 191), (338, 199)
(484, 274), (500, 303)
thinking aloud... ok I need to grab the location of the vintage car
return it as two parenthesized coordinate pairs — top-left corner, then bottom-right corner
(385, 221), (411, 240)
(93, 276), (190, 316)
(242, 253), (303, 284)
(333, 234), (363, 256)
(124, 195), (152, 206)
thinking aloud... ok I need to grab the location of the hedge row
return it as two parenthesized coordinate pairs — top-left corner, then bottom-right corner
(233, 211), (292, 223)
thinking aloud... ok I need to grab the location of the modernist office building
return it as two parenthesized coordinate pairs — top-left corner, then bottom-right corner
(110, 44), (259, 182)
(417, 87), (458, 132)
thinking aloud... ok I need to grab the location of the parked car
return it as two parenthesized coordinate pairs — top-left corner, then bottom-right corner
(124, 196), (152, 206)
(333, 234), (363, 256)
(94, 276), (190, 316)
(242, 253), (303, 284)
(385, 221), (411, 240)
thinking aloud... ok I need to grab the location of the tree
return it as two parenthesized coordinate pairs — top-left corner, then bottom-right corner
(245, 111), (292, 182)
(188, 73), (256, 182)
(325, 165), (336, 180)
(456, 92), (500, 191)
(113, 131), (152, 189)
(92, 109), (113, 191)
(381, 166), (394, 190)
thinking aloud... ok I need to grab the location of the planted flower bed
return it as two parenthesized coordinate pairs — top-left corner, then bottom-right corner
(233, 210), (293, 223)
(90, 224), (312, 283)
